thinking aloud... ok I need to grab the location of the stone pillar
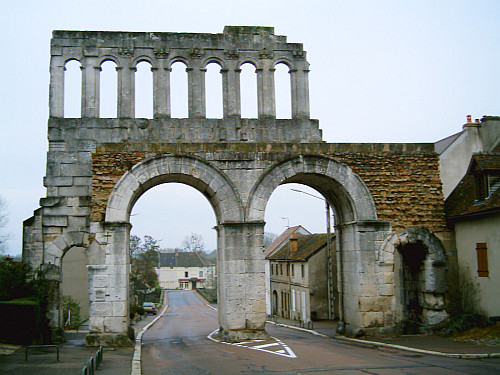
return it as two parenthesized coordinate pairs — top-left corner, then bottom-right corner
(256, 61), (276, 118)
(153, 60), (171, 117)
(217, 221), (268, 342)
(187, 61), (206, 118)
(85, 222), (132, 346)
(222, 61), (241, 118)
(338, 220), (394, 337)
(49, 56), (64, 117)
(290, 60), (310, 119)
(117, 66), (135, 118)
(81, 58), (100, 118)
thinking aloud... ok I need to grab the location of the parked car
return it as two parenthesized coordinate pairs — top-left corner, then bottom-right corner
(142, 302), (157, 315)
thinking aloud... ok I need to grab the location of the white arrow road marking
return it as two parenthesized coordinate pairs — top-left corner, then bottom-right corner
(207, 329), (297, 358)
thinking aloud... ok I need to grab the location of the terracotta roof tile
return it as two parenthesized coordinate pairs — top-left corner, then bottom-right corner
(267, 234), (332, 261)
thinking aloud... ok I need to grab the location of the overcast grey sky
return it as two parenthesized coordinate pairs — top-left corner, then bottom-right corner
(1, 0), (499, 254)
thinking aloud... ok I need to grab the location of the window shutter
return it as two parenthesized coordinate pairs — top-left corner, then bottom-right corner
(476, 243), (489, 277)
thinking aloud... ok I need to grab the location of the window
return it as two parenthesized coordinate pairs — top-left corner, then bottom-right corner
(199, 271), (203, 277)
(276, 264), (279, 275)
(475, 174), (489, 201)
(270, 263), (273, 275)
(476, 243), (489, 277)
(99, 60), (118, 118)
(291, 264), (294, 277)
(135, 61), (153, 118)
(301, 264), (305, 278)
(286, 263), (289, 276)
(185, 271), (189, 277)
(280, 264), (283, 275)
(240, 63), (258, 118)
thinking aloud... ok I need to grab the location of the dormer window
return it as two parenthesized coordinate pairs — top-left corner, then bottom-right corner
(475, 173), (489, 201)
(475, 173), (500, 201)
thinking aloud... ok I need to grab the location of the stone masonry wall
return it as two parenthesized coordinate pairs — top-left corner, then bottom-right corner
(91, 143), (447, 234)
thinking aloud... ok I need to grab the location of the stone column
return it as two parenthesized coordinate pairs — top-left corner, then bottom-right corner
(290, 60), (310, 119)
(222, 61), (241, 118)
(153, 60), (171, 117)
(256, 61), (276, 119)
(81, 57), (100, 118)
(217, 221), (268, 342)
(85, 222), (132, 346)
(118, 66), (135, 118)
(187, 60), (206, 118)
(49, 56), (64, 117)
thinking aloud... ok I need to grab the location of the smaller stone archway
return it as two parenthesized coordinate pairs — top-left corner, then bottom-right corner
(378, 226), (448, 334)
(37, 231), (87, 342)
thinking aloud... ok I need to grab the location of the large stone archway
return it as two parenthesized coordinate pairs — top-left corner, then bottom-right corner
(248, 155), (397, 336)
(23, 27), (452, 344)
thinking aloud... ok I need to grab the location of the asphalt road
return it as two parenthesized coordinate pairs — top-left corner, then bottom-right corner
(141, 290), (500, 374)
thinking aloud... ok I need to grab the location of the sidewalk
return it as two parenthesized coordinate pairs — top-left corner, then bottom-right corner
(0, 313), (157, 375)
(268, 316), (500, 358)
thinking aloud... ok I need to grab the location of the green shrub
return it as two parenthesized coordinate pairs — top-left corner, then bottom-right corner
(442, 313), (494, 337)
(442, 265), (493, 336)
(0, 298), (50, 344)
(62, 295), (82, 330)
(0, 257), (32, 300)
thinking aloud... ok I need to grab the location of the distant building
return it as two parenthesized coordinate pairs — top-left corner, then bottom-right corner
(267, 233), (335, 322)
(264, 226), (311, 315)
(157, 251), (215, 290)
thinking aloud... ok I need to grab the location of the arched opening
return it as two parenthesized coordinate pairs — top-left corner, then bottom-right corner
(63, 59), (82, 118)
(274, 63), (291, 119)
(239, 63), (258, 118)
(61, 246), (89, 327)
(205, 62), (223, 118)
(129, 182), (217, 307)
(99, 60), (118, 118)
(265, 182), (336, 323)
(135, 61), (153, 119)
(396, 242), (426, 334)
(170, 61), (188, 118)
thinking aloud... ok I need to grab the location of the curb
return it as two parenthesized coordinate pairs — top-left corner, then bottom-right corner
(131, 304), (168, 375)
(266, 321), (500, 359)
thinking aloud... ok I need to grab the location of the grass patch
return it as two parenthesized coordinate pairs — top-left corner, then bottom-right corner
(452, 322), (500, 346)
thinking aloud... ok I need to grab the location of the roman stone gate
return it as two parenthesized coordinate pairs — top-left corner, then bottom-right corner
(23, 26), (452, 345)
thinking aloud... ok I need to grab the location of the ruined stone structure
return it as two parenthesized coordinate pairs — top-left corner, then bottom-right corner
(23, 26), (453, 345)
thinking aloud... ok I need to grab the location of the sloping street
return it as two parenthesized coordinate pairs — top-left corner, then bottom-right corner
(141, 291), (500, 374)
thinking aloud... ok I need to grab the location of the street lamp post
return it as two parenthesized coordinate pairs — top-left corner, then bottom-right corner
(290, 189), (335, 320)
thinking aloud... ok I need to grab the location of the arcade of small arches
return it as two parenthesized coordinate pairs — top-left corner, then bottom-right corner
(63, 58), (295, 120)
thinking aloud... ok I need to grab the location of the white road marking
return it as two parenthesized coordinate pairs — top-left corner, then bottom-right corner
(250, 342), (280, 349)
(207, 329), (297, 358)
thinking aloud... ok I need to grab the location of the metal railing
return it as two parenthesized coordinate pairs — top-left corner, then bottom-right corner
(25, 345), (60, 362)
(81, 346), (103, 375)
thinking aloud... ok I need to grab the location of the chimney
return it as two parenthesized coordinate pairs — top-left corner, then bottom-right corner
(290, 232), (298, 253)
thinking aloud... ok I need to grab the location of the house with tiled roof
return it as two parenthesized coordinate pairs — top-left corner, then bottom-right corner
(264, 226), (311, 315)
(445, 153), (500, 318)
(266, 232), (335, 323)
(156, 251), (215, 290)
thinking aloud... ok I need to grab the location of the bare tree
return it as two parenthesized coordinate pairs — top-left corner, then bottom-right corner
(0, 196), (10, 254)
(264, 232), (278, 248)
(182, 233), (205, 252)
